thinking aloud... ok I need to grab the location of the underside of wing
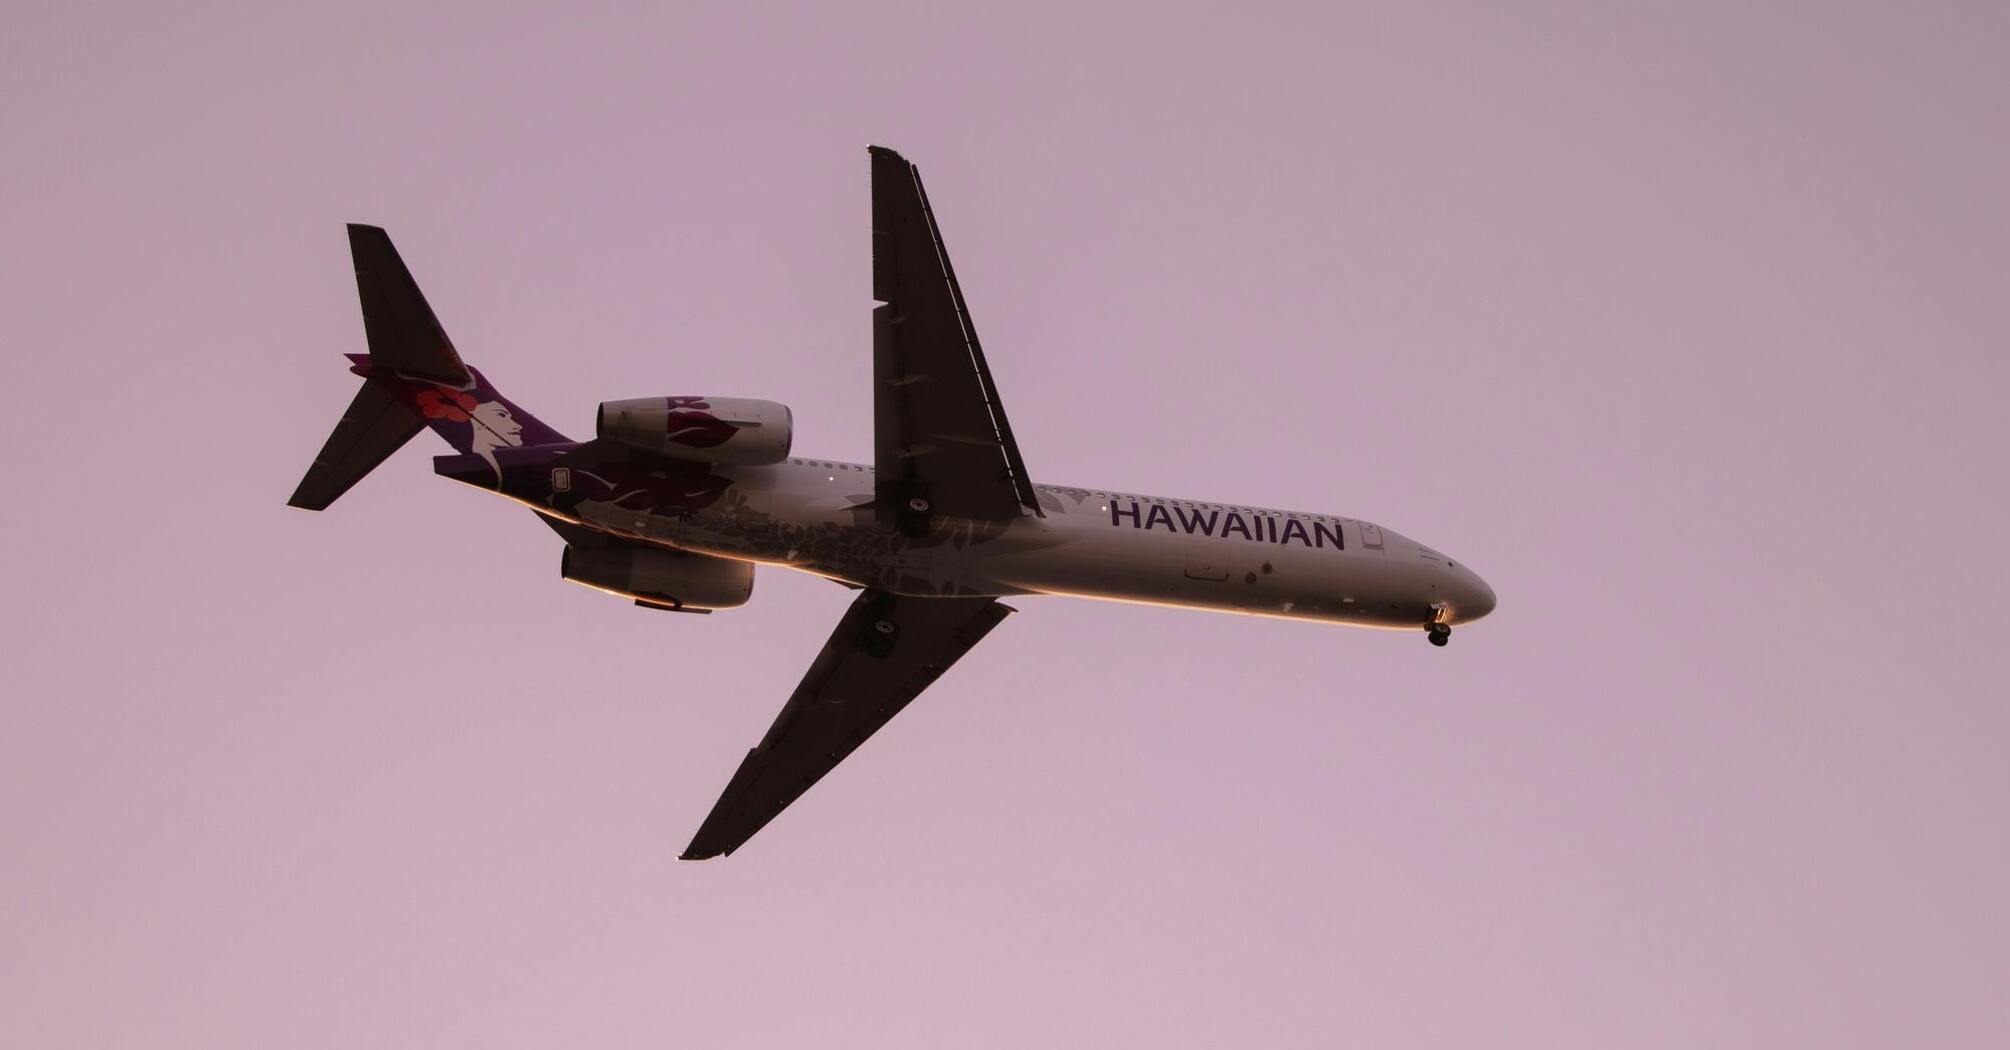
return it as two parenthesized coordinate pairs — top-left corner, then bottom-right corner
(680, 589), (1013, 859)
(870, 146), (1041, 529)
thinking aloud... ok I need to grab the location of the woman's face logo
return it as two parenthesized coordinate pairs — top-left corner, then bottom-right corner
(469, 399), (525, 473)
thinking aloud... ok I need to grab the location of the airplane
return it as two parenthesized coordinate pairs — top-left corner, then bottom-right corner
(289, 146), (1497, 859)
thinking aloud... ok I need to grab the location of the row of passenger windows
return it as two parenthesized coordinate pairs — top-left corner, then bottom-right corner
(1040, 486), (1343, 526)
(782, 463), (1342, 526)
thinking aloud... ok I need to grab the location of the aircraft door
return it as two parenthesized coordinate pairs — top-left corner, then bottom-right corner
(1184, 535), (1230, 581)
(1356, 520), (1386, 555)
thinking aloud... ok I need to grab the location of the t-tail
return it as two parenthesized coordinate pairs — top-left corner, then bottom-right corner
(287, 225), (567, 510)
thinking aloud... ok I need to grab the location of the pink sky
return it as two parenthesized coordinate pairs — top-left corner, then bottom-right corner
(3, 2), (2006, 1046)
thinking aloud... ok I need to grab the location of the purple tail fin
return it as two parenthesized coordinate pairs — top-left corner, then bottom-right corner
(287, 226), (568, 510)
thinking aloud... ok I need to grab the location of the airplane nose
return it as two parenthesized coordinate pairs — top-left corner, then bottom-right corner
(1453, 565), (1496, 623)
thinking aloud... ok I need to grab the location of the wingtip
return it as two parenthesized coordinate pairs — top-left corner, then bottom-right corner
(679, 828), (722, 860)
(680, 827), (741, 860)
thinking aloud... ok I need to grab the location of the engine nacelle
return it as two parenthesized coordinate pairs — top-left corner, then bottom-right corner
(561, 545), (754, 611)
(596, 396), (792, 466)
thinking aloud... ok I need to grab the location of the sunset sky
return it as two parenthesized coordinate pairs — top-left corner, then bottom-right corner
(3, 2), (2006, 1046)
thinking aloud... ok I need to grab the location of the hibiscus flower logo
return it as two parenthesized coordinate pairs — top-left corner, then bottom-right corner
(660, 397), (739, 449)
(665, 410), (737, 448)
(416, 386), (478, 422)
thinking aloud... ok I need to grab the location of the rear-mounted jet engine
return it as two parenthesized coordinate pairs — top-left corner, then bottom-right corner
(596, 396), (792, 465)
(561, 545), (755, 612)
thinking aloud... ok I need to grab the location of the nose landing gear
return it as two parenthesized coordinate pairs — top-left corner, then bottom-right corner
(1426, 603), (1451, 647)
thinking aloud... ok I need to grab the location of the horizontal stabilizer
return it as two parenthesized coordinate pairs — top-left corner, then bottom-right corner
(348, 224), (470, 384)
(286, 379), (426, 510)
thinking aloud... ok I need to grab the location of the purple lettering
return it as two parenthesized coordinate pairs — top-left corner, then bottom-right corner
(1174, 506), (1219, 536)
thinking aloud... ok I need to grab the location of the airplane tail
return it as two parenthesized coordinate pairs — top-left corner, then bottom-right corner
(287, 225), (568, 510)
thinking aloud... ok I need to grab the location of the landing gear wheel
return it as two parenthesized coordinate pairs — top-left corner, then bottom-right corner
(874, 619), (898, 635)
(1427, 623), (1451, 647)
(907, 497), (931, 514)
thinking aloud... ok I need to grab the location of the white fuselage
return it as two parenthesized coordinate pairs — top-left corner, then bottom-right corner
(555, 456), (1496, 630)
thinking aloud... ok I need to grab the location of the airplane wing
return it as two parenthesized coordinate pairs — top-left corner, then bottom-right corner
(870, 145), (1042, 530)
(680, 588), (1013, 859)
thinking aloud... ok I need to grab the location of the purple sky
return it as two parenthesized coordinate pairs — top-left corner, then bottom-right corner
(4, 2), (2006, 1046)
